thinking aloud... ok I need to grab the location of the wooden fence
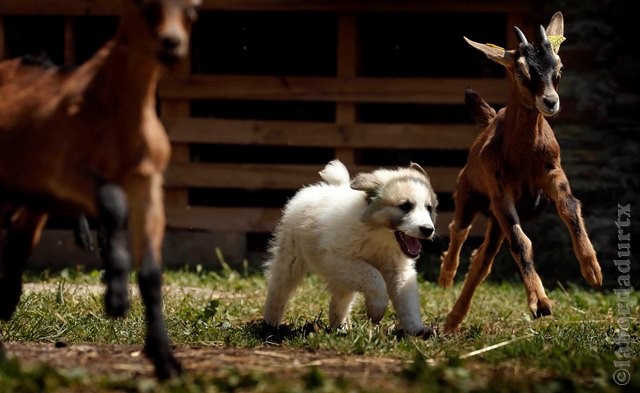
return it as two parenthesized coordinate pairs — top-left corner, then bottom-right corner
(0, 0), (536, 268)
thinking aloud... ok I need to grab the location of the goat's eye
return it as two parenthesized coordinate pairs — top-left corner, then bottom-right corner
(185, 5), (198, 21)
(398, 201), (414, 212)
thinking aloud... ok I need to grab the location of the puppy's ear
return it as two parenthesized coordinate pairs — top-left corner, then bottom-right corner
(350, 173), (381, 193)
(410, 162), (427, 177)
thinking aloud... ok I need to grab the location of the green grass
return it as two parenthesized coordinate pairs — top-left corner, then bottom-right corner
(1, 266), (638, 392)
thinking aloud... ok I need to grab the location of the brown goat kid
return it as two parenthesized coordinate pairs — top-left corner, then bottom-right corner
(0, 0), (201, 379)
(438, 12), (602, 333)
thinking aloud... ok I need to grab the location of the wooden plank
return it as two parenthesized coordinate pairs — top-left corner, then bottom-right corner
(198, 0), (534, 12)
(159, 75), (507, 104)
(0, 0), (534, 15)
(335, 13), (358, 166)
(164, 118), (478, 150)
(0, 0), (121, 15)
(166, 205), (486, 237)
(164, 163), (462, 192)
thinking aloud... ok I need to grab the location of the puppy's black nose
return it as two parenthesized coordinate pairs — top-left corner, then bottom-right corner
(420, 226), (434, 238)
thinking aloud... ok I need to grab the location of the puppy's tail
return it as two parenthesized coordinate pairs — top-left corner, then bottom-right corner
(319, 159), (351, 186)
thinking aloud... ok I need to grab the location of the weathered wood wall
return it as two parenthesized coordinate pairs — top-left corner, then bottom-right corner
(0, 0), (536, 269)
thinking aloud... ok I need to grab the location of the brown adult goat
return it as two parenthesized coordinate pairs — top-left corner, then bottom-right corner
(438, 12), (603, 333)
(0, 0), (201, 379)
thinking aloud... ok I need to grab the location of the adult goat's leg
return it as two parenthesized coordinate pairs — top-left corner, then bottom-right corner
(492, 193), (551, 318)
(128, 173), (181, 379)
(439, 177), (477, 287)
(544, 170), (602, 287)
(444, 217), (504, 332)
(0, 208), (47, 320)
(97, 184), (131, 318)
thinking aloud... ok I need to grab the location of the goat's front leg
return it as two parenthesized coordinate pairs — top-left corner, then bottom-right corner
(0, 208), (47, 320)
(491, 191), (552, 318)
(97, 184), (131, 318)
(127, 173), (181, 379)
(543, 168), (602, 287)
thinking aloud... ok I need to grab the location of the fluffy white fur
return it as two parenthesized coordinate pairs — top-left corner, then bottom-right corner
(263, 160), (437, 336)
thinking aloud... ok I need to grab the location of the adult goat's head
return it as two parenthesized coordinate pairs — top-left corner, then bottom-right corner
(464, 12), (565, 117)
(124, 0), (201, 66)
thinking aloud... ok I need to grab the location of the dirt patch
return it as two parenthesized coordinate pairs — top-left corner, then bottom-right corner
(3, 342), (410, 385)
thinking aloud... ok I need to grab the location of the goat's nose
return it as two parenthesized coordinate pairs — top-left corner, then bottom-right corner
(420, 226), (434, 238)
(543, 96), (558, 110)
(161, 35), (181, 51)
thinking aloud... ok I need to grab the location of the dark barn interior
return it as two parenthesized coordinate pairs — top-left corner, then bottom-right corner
(1, 0), (637, 287)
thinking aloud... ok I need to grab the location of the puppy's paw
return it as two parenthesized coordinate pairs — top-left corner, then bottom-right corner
(417, 327), (437, 339)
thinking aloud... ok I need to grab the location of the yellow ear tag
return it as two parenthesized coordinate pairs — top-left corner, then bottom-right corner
(548, 35), (566, 52)
(486, 43), (504, 51)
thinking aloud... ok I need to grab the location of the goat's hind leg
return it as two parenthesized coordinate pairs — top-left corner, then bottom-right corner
(493, 196), (552, 318)
(439, 179), (478, 288)
(0, 208), (47, 320)
(128, 174), (181, 379)
(444, 217), (504, 332)
(97, 184), (131, 318)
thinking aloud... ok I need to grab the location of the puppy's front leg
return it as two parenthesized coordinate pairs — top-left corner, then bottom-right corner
(381, 263), (429, 336)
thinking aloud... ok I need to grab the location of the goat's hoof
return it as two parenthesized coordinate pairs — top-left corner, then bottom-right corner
(105, 290), (130, 318)
(154, 354), (183, 380)
(442, 323), (460, 335)
(582, 259), (603, 287)
(437, 275), (454, 288)
(532, 300), (553, 319)
(437, 268), (456, 288)
(145, 345), (183, 380)
(0, 292), (20, 321)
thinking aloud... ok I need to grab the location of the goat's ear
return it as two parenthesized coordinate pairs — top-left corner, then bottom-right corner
(463, 36), (514, 67)
(545, 12), (565, 54)
(351, 173), (381, 193)
(546, 12), (564, 37)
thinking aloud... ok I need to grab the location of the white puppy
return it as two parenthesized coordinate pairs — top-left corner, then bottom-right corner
(263, 160), (437, 336)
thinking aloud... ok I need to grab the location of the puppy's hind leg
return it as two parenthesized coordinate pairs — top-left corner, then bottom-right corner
(322, 259), (388, 327)
(328, 285), (356, 330)
(263, 248), (307, 327)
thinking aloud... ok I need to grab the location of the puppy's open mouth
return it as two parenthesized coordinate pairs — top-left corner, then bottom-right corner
(394, 231), (422, 258)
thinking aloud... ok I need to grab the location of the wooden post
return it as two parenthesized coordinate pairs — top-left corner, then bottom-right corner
(0, 17), (5, 60)
(63, 16), (75, 65)
(335, 13), (357, 166)
(162, 54), (191, 209)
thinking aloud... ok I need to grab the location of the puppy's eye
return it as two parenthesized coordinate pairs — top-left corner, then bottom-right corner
(398, 201), (414, 212)
(426, 204), (433, 213)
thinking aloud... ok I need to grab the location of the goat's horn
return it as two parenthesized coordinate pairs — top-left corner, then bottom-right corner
(514, 26), (528, 45)
(539, 25), (549, 43)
